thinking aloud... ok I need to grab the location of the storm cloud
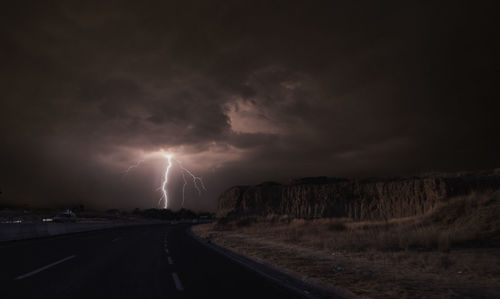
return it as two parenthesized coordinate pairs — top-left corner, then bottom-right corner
(1, 1), (499, 210)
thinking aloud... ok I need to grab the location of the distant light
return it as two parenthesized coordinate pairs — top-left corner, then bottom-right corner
(1, 219), (23, 224)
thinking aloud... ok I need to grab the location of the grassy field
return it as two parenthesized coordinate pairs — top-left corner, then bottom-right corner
(193, 191), (500, 298)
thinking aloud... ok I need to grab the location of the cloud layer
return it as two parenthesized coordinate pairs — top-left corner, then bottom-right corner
(1, 1), (499, 210)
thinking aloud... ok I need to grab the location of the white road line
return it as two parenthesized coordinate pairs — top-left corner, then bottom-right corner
(172, 272), (183, 291)
(168, 257), (173, 264)
(15, 255), (76, 280)
(165, 249), (169, 254)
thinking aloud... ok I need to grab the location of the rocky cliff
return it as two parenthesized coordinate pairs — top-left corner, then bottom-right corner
(217, 170), (500, 220)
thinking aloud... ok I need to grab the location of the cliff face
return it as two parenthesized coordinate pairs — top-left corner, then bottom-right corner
(217, 171), (500, 220)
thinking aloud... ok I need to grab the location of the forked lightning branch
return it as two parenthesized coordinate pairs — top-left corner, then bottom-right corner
(159, 154), (207, 209)
(124, 153), (206, 209)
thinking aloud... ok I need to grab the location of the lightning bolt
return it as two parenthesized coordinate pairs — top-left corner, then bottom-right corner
(181, 171), (187, 208)
(124, 152), (206, 209)
(122, 159), (145, 175)
(159, 154), (173, 209)
(163, 156), (207, 209)
(175, 159), (207, 197)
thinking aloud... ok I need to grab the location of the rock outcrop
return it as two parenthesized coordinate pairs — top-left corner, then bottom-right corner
(217, 170), (500, 220)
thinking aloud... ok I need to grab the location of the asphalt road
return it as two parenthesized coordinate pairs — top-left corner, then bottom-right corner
(0, 223), (307, 299)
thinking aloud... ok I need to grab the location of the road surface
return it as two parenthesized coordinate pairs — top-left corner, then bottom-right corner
(0, 223), (308, 299)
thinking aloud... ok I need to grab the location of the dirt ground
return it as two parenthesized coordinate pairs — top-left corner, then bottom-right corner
(193, 219), (500, 299)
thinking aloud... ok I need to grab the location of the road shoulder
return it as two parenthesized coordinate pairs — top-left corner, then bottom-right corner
(189, 225), (360, 299)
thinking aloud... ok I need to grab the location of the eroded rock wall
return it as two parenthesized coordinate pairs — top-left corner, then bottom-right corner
(217, 172), (500, 220)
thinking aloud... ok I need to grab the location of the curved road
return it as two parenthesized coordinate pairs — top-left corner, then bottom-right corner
(0, 223), (308, 299)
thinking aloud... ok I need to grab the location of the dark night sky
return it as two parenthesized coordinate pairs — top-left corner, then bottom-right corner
(1, 1), (499, 211)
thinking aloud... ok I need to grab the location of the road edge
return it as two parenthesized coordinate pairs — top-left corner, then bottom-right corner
(188, 226), (363, 299)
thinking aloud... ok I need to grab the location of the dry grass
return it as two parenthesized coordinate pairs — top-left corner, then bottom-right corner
(194, 191), (500, 298)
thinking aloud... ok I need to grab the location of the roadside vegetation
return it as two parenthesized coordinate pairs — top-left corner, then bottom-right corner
(0, 205), (214, 223)
(194, 191), (500, 298)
